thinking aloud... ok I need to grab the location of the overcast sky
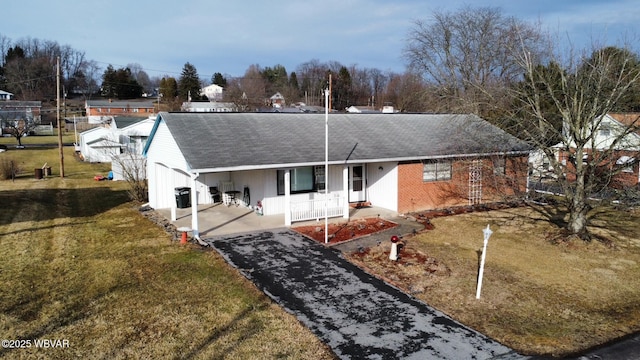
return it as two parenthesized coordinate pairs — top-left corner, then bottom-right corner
(3, 0), (639, 81)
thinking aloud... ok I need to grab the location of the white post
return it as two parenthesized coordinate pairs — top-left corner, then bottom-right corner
(190, 172), (200, 238)
(342, 165), (349, 219)
(324, 88), (329, 244)
(476, 225), (493, 299)
(284, 170), (291, 226)
(73, 115), (78, 146)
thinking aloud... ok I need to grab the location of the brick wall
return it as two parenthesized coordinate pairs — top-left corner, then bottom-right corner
(397, 156), (529, 214)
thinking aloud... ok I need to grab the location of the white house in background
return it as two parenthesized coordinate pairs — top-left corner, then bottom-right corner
(181, 101), (238, 112)
(346, 106), (380, 114)
(79, 116), (155, 179)
(0, 90), (14, 100)
(269, 92), (285, 108)
(78, 126), (120, 162)
(201, 84), (223, 101)
(142, 112), (531, 239)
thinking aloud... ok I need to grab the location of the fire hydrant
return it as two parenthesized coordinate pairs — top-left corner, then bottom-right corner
(389, 235), (400, 261)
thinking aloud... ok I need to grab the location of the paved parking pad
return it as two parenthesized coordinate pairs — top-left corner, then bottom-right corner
(208, 229), (522, 359)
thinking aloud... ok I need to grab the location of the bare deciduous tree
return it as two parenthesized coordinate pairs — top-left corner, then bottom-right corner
(0, 109), (38, 146)
(111, 153), (148, 202)
(404, 6), (549, 116)
(511, 44), (640, 240)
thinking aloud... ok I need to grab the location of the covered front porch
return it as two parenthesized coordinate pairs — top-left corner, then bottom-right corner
(158, 203), (398, 238)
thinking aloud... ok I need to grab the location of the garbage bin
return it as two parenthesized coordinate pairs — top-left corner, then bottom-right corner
(34, 168), (43, 179)
(175, 187), (191, 208)
(44, 166), (52, 176)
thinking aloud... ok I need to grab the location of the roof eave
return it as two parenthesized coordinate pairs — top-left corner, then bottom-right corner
(190, 150), (532, 173)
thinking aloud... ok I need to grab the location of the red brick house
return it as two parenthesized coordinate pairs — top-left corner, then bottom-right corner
(85, 100), (155, 124)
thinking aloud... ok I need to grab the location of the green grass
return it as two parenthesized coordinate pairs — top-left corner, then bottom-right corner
(1, 146), (107, 180)
(0, 148), (334, 359)
(0, 133), (76, 146)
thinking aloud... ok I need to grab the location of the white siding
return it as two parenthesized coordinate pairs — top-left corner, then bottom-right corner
(146, 122), (191, 208)
(366, 162), (398, 212)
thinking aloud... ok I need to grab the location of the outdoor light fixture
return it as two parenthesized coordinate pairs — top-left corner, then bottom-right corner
(476, 225), (493, 299)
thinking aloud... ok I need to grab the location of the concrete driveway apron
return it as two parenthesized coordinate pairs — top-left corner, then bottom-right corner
(208, 229), (523, 360)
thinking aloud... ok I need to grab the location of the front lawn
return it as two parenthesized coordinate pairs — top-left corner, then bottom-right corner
(346, 204), (640, 357)
(0, 148), (334, 359)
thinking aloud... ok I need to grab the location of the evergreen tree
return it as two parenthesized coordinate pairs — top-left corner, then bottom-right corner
(101, 65), (142, 99)
(211, 72), (227, 87)
(178, 62), (202, 101)
(159, 77), (178, 99)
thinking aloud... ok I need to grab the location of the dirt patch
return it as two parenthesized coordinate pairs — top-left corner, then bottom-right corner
(347, 241), (451, 295)
(292, 218), (398, 244)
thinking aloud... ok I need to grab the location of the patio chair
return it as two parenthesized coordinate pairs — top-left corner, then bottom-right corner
(209, 186), (221, 204)
(219, 181), (237, 206)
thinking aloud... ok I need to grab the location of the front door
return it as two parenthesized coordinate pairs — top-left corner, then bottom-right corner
(349, 164), (366, 202)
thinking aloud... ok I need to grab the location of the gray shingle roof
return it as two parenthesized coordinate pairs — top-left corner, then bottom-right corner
(156, 112), (531, 171)
(113, 116), (146, 129)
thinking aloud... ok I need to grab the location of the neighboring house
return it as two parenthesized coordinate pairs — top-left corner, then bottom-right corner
(346, 106), (380, 114)
(143, 112), (531, 238)
(181, 101), (238, 112)
(85, 100), (155, 124)
(0, 90), (14, 100)
(269, 92), (285, 108)
(579, 113), (640, 188)
(201, 84), (223, 101)
(79, 116), (154, 180)
(0, 101), (42, 135)
(78, 126), (120, 162)
(111, 117), (154, 181)
(531, 113), (640, 190)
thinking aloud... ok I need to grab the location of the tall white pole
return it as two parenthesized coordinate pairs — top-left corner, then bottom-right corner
(56, 56), (65, 178)
(73, 115), (77, 147)
(324, 87), (329, 244)
(476, 225), (493, 299)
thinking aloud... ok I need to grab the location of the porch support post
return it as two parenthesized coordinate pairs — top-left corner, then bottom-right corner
(190, 172), (200, 238)
(284, 169), (291, 226)
(343, 165), (349, 220)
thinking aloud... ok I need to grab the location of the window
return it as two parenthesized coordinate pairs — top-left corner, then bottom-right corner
(599, 123), (611, 136)
(493, 157), (506, 175)
(617, 156), (634, 173)
(314, 166), (326, 191)
(277, 167), (324, 195)
(422, 160), (452, 182)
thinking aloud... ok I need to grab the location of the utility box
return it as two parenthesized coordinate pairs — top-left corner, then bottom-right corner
(175, 187), (191, 208)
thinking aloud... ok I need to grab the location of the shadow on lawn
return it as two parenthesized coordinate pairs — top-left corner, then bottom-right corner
(0, 187), (130, 227)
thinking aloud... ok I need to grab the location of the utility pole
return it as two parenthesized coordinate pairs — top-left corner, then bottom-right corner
(328, 73), (332, 112)
(56, 56), (65, 178)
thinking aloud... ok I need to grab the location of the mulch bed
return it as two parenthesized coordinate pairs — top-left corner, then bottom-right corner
(292, 218), (398, 244)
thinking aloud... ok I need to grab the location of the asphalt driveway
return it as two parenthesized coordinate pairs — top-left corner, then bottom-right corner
(208, 229), (522, 359)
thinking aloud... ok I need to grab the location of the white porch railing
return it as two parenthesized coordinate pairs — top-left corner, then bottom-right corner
(290, 195), (344, 222)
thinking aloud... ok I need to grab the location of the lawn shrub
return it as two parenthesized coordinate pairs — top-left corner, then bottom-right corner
(0, 157), (20, 180)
